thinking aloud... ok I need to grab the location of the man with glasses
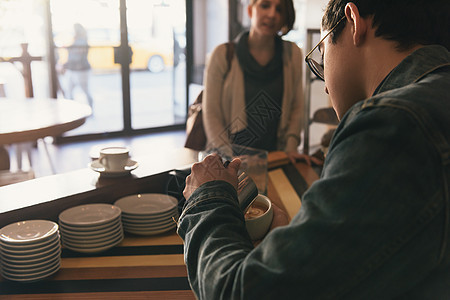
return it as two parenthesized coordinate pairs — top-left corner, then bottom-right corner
(177, 0), (450, 298)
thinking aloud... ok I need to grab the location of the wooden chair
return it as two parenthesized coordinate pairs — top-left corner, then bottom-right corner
(0, 146), (10, 170)
(0, 169), (35, 187)
(0, 146), (35, 187)
(311, 107), (339, 126)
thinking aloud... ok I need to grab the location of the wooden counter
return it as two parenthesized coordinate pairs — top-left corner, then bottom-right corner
(0, 148), (198, 228)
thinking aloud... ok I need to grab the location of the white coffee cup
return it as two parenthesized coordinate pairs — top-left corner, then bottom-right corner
(244, 194), (273, 240)
(98, 147), (130, 172)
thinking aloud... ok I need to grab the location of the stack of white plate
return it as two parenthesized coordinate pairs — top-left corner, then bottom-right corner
(58, 203), (123, 253)
(0, 220), (61, 282)
(114, 193), (178, 235)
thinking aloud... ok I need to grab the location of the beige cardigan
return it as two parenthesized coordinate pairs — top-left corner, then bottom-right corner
(202, 40), (304, 152)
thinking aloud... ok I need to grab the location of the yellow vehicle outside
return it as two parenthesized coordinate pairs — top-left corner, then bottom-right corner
(56, 29), (173, 73)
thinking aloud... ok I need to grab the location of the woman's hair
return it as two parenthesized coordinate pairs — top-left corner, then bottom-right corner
(250, 0), (296, 35)
(322, 0), (450, 51)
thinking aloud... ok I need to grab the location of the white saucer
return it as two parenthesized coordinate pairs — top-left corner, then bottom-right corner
(63, 233), (123, 253)
(1, 247), (61, 266)
(123, 222), (176, 236)
(121, 213), (178, 226)
(1, 259), (60, 282)
(0, 232), (60, 250)
(89, 159), (138, 177)
(59, 217), (121, 232)
(114, 194), (177, 216)
(121, 218), (174, 228)
(0, 236), (60, 256)
(63, 230), (123, 247)
(2, 257), (59, 275)
(59, 204), (121, 227)
(62, 227), (123, 245)
(0, 220), (59, 245)
(1, 243), (60, 261)
(1, 249), (61, 269)
(59, 221), (122, 239)
(121, 208), (178, 221)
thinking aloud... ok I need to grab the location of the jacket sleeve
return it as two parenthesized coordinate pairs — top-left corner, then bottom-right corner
(203, 44), (232, 149)
(177, 180), (254, 299)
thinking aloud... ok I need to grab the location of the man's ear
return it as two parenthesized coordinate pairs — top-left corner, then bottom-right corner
(345, 2), (368, 46)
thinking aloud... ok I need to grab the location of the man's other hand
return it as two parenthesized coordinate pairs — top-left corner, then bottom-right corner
(183, 153), (241, 200)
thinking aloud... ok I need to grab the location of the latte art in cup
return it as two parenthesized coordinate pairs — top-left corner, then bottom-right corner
(244, 194), (273, 240)
(244, 203), (268, 220)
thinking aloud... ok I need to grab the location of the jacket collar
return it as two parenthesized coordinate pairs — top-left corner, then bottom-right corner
(374, 45), (450, 96)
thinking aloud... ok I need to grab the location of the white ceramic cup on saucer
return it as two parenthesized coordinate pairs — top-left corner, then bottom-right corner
(244, 194), (273, 240)
(98, 147), (130, 172)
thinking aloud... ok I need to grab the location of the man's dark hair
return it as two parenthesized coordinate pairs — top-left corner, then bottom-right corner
(322, 0), (450, 51)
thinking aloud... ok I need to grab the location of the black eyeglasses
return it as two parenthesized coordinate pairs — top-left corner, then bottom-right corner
(305, 16), (346, 81)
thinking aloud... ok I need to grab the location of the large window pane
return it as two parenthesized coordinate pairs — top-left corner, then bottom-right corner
(127, 0), (186, 129)
(2, 0), (190, 138)
(51, 0), (124, 135)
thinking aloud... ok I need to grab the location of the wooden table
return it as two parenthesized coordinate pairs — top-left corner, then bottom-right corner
(0, 97), (91, 145)
(0, 97), (92, 173)
(0, 150), (320, 298)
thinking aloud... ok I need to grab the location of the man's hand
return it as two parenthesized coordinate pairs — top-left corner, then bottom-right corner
(183, 153), (241, 200)
(269, 203), (289, 230)
(253, 203), (289, 246)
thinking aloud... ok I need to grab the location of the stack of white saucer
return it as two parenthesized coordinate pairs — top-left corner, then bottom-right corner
(0, 220), (61, 282)
(114, 193), (178, 235)
(58, 203), (123, 253)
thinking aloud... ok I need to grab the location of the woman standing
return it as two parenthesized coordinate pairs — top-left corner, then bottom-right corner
(63, 23), (94, 109)
(203, 0), (318, 164)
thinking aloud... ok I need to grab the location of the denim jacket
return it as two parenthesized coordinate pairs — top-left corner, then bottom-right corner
(177, 45), (450, 299)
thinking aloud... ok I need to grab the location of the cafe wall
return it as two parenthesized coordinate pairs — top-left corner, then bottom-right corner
(304, 0), (332, 149)
(192, 0), (228, 70)
(305, 0), (329, 28)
